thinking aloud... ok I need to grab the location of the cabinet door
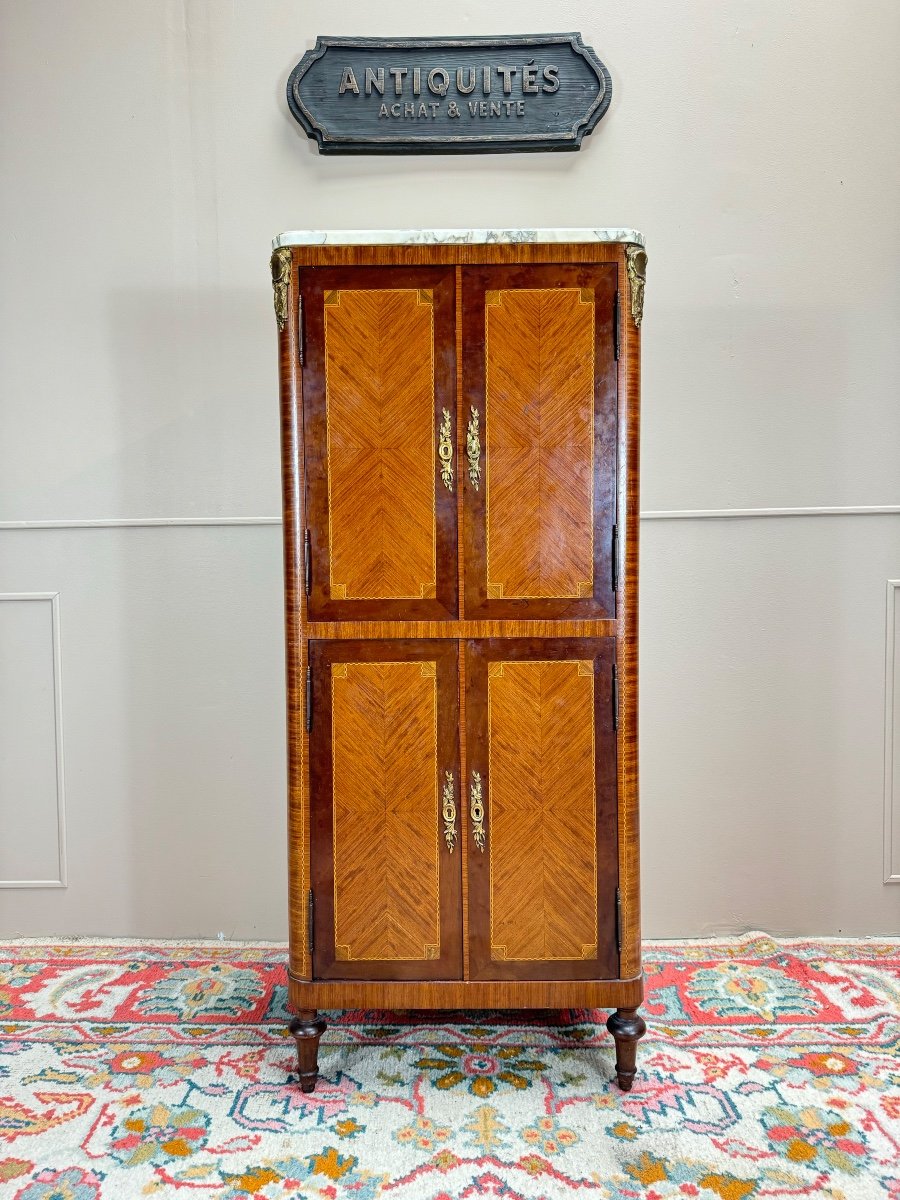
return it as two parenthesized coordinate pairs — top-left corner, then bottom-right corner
(464, 639), (618, 980)
(462, 265), (618, 619)
(308, 640), (462, 980)
(301, 266), (458, 620)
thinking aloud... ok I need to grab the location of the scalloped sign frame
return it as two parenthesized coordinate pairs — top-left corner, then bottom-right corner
(286, 34), (612, 155)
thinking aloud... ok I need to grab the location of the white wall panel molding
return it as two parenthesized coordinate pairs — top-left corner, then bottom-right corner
(0, 592), (67, 888)
(0, 518), (282, 530)
(640, 506), (900, 521)
(884, 580), (900, 884)
(0, 507), (898, 531)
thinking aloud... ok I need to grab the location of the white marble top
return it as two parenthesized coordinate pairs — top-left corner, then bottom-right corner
(272, 227), (645, 250)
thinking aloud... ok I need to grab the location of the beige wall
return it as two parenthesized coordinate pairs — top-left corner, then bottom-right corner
(1, 0), (898, 938)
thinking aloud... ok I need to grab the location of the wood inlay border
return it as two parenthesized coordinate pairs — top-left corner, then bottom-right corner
(306, 620), (618, 640)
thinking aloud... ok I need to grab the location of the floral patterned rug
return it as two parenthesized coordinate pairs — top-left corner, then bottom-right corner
(0, 934), (897, 1199)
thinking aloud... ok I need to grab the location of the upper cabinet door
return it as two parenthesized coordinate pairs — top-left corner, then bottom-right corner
(301, 267), (458, 620)
(462, 265), (618, 619)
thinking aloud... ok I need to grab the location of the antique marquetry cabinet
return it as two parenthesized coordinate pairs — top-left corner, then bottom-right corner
(270, 228), (647, 1093)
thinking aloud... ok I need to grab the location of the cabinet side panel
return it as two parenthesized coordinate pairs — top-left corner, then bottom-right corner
(617, 247), (642, 978)
(276, 248), (310, 981)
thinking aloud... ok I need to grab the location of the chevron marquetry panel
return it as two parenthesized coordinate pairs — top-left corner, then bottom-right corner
(485, 289), (594, 599)
(331, 660), (440, 961)
(325, 289), (436, 600)
(488, 659), (597, 961)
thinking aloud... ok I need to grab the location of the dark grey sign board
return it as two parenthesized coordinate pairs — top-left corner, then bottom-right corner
(286, 34), (612, 155)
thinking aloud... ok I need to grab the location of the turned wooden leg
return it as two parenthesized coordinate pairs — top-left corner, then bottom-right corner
(606, 1007), (647, 1091)
(289, 1010), (327, 1093)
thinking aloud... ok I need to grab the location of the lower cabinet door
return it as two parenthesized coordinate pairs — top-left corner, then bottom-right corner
(464, 639), (619, 981)
(308, 639), (462, 980)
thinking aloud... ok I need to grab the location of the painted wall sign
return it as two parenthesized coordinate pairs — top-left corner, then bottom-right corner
(286, 34), (612, 155)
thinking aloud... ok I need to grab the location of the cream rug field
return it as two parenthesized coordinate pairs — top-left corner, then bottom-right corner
(1, 934), (898, 1198)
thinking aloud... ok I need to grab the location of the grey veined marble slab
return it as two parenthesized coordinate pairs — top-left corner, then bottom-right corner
(272, 227), (645, 249)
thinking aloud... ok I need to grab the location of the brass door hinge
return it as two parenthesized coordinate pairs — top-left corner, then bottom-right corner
(303, 529), (311, 595)
(613, 290), (620, 360)
(611, 663), (619, 731)
(615, 887), (622, 954)
(307, 889), (315, 956)
(297, 294), (305, 364)
(611, 523), (619, 592)
(305, 664), (312, 733)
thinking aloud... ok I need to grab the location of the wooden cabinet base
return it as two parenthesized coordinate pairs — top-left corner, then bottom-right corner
(289, 974), (643, 1010)
(287, 978), (645, 1093)
(288, 1010), (327, 1093)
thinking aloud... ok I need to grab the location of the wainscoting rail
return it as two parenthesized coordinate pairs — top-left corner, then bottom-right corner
(1, 506), (898, 530)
